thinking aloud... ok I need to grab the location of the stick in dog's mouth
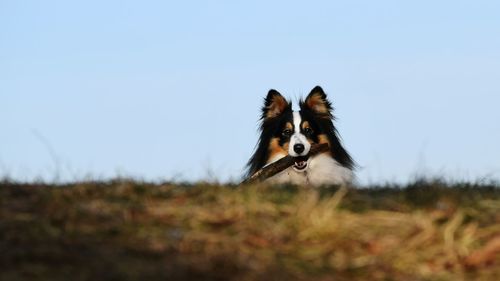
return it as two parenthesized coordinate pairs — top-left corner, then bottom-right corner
(243, 143), (329, 184)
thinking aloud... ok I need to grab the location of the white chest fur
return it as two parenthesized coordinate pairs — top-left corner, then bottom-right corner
(265, 153), (353, 186)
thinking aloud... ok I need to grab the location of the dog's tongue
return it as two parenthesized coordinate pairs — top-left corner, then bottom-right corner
(295, 161), (307, 168)
(294, 156), (308, 170)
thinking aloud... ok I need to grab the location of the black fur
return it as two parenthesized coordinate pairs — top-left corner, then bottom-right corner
(246, 90), (293, 177)
(299, 87), (354, 169)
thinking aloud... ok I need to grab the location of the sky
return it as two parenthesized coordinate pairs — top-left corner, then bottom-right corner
(1, 0), (499, 184)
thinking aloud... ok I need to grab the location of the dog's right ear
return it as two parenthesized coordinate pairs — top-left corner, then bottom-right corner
(261, 89), (290, 120)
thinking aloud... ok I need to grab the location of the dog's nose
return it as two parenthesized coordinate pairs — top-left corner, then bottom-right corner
(293, 144), (305, 154)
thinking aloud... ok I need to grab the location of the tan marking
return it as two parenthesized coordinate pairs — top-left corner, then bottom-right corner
(302, 121), (317, 148)
(318, 134), (330, 145)
(305, 93), (330, 115)
(266, 95), (289, 119)
(285, 122), (293, 130)
(318, 134), (332, 156)
(267, 137), (288, 164)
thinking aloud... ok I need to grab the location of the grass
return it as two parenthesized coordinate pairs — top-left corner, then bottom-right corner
(1, 179), (499, 281)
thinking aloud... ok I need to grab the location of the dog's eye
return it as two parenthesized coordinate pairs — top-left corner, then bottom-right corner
(282, 129), (292, 137)
(304, 127), (314, 136)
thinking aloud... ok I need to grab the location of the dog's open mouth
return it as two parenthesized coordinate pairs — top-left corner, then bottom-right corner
(293, 156), (309, 171)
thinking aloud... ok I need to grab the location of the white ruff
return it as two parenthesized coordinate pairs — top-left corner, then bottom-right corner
(265, 153), (353, 186)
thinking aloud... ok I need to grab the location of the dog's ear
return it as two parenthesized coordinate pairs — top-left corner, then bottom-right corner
(302, 86), (333, 117)
(262, 89), (290, 120)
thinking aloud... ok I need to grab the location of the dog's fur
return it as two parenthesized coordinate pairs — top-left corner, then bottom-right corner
(246, 86), (354, 186)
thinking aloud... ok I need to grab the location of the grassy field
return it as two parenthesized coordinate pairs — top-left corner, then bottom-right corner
(1, 179), (499, 281)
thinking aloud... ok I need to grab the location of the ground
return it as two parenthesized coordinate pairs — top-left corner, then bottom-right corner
(1, 179), (499, 281)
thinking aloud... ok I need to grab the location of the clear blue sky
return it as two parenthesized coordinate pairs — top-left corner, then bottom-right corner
(1, 1), (499, 184)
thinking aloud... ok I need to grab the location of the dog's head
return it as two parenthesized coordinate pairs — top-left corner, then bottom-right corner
(247, 86), (354, 177)
(260, 86), (333, 172)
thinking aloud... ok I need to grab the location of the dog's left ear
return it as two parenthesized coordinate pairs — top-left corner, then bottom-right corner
(262, 89), (290, 120)
(302, 86), (333, 117)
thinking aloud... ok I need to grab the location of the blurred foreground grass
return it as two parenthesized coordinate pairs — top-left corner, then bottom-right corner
(1, 180), (499, 281)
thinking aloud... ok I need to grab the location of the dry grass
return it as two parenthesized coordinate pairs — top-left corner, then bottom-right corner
(1, 180), (499, 281)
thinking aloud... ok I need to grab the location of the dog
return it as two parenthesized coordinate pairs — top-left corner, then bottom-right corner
(246, 86), (354, 186)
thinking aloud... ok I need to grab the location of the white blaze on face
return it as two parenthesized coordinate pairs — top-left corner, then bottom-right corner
(289, 111), (311, 157)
